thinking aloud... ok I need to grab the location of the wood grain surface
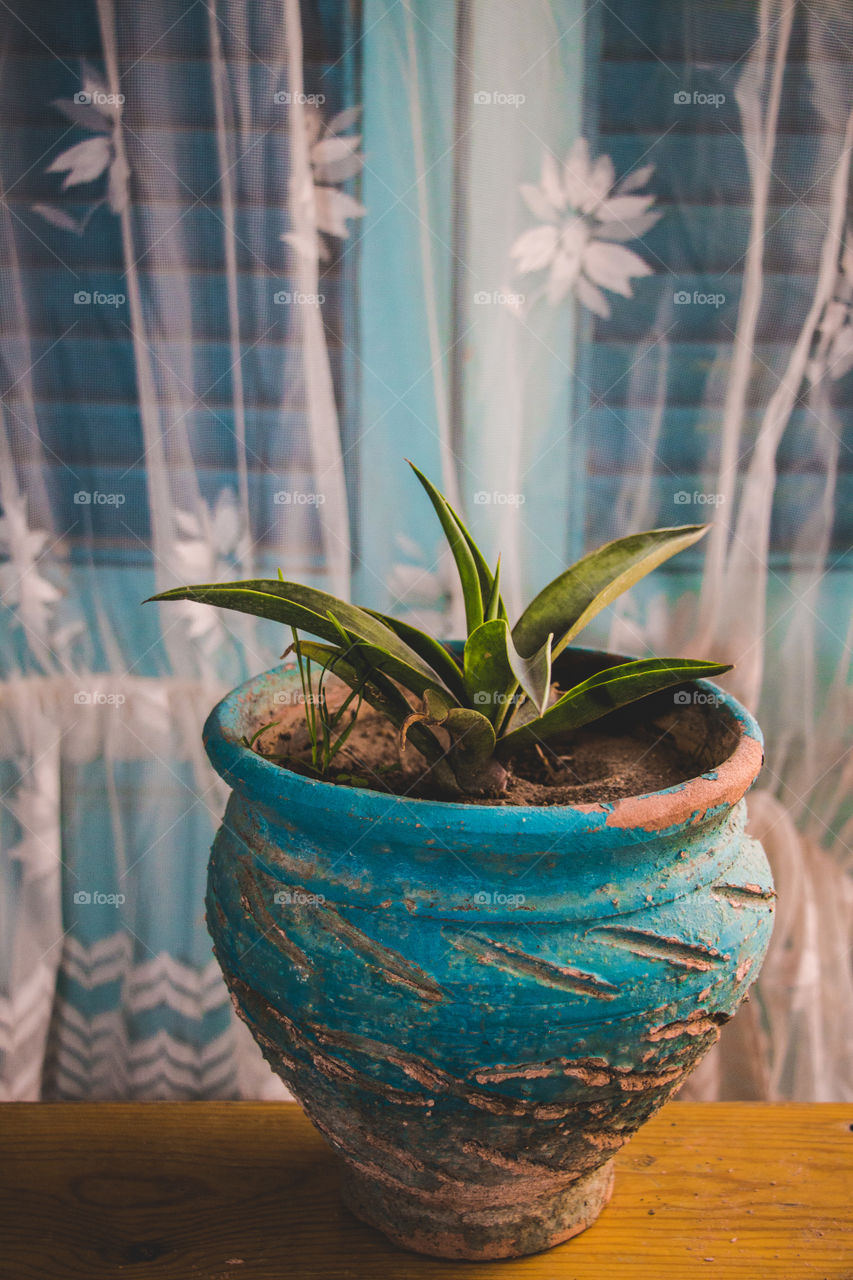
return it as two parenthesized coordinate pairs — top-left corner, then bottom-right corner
(0, 1101), (850, 1278)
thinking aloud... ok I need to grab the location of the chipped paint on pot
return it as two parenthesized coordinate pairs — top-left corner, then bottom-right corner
(203, 651), (774, 1261)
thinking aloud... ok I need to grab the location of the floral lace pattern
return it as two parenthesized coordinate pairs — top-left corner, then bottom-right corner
(33, 60), (129, 234)
(282, 105), (366, 262)
(510, 138), (660, 317)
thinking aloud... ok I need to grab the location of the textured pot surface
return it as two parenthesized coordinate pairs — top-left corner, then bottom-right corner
(204, 656), (774, 1260)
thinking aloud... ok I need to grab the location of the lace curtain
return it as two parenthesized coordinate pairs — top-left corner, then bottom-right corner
(0, 0), (850, 1101)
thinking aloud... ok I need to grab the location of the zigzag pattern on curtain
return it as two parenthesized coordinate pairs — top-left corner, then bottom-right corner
(43, 942), (236, 1099)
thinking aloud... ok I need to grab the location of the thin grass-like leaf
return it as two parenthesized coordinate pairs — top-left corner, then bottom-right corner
(296, 641), (452, 777)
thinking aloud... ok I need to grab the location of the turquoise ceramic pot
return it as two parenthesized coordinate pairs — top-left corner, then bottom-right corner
(203, 650), (774, 1260)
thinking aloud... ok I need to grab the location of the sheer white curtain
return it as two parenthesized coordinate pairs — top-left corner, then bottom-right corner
(1, 0), (850, 1102)
(0, 0), (352, 1099)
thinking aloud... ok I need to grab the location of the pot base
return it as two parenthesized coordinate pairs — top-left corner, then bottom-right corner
(340, 1157), (615, 1260)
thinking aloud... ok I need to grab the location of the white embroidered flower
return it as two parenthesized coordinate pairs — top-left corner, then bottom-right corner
(0, 490), (62, 644)
(7, 769), (59, 883)
(282, 105), (366, 262)
(33, 60), (129, 232)
(510, 138), (661, 317)
(169, 490), (250, 648)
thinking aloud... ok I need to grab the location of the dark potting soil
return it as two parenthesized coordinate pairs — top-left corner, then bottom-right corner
(250, 678), (737, 806)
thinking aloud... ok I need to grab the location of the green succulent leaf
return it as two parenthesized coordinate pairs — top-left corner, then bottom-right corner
(458, 523), (508, 624)
(407, 461), (484, 633)
(325, 626), (455, 702)
(443, 706), (496, 754)
(147, 579), (450, 690)
(407, 461), (508, 628)
(463, 620), (514, 720)
(423, 687), (456, 720)
(398, 693), (498, 792)
(484, 556), (502, 622)
(512, 526), (709, 660)
(441, 707), (506, 795)
(463, 619), (553, 723)
(496, 657), (732, 756)
(408, 465), (508, 624)
(399, 686), (458, 751)
(506, 628), (553, 717)
(364, 609), (467, 702)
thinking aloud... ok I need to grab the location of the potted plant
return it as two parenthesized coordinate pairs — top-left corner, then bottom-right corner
(148, 463), (774, 1260)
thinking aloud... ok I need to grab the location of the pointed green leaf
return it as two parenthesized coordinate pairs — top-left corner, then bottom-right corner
(407, 461), (483, 633)
(452, 512), (508, 623)
(506, 629), (553, 717)
(365, 609), (467, 702)
(326, 625), (458, 702)
(496, 657), (732, 755)
(512, 526), (709, 659)
(441, 707), (504, 794)
(484, 556), (502, 622)
(405, 461), (508, 624)
(148, 578), (448, 689)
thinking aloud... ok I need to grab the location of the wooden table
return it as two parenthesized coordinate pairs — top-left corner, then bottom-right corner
(1, 1102), (850, 1278)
